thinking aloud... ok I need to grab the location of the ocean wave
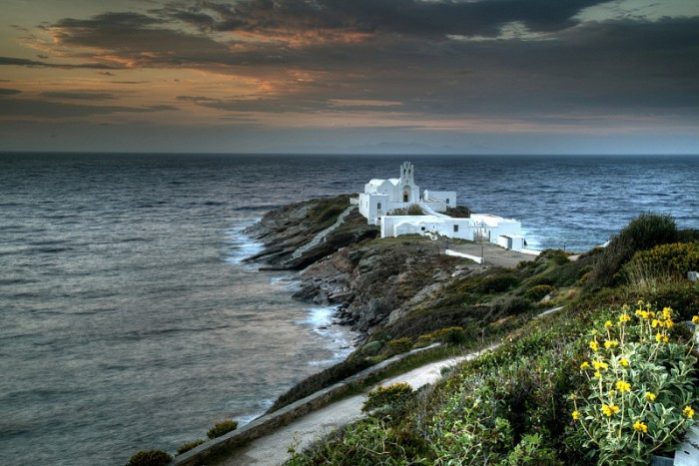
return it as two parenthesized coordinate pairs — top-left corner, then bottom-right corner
(301, 306), (357, 365)
(224, 221), (264, 266)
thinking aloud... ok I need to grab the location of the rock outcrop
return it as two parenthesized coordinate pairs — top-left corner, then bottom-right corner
(245, 194), (477, 336)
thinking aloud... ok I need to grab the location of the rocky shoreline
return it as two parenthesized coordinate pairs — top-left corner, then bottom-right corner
(242, 194), (559, 414)
(244, 194), (481, 337)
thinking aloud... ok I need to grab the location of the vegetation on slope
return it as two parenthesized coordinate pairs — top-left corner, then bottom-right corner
(286, 213), (699, 465)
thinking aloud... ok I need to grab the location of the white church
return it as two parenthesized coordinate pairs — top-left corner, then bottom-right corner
(357, 162), (527, 251)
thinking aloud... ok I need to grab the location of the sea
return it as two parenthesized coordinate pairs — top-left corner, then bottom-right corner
(1, 153), (697, 466)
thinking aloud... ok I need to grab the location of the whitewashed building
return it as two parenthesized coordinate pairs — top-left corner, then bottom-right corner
(359, 162), (456, 225)
(356, 162), (526, 251)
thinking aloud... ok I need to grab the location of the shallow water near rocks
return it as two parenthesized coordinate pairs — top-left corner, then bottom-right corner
(0, 153), (697, 465)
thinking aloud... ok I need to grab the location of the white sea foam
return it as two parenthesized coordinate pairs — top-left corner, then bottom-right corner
(269, 274), (302, 292)
(237, 398), (275, 426)
(302, 305), (357, 365)
(225, 220), (264, 266)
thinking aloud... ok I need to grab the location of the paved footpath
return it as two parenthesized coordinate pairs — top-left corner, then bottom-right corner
(217, 306), (566, 466)
(217, 351), (490, 466)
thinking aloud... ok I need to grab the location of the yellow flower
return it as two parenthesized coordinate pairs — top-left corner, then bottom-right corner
(663, 319), (674, 329)
(593, 360), (609, 371)
(652, 319), (660, 328)
(619, 313), (631, 323)
(662, 307), (673, 320)
(683, 406), (695, 419)
(580, 361), (590, 370)
(589, 340), (599, 352)
(594, 371), (602, 379)
(604, 320), (613, 329)
(601, 404), (620, 417)
(619, 357), (629, 367)
(655, 332), (668, 343)
(692, 315), (699, 325)
(615, 380), (631, 393)
(645, 392), (657, 402)
(633, 420), (648, 434)
(572, 410), (581, 421)
(604, 339), (619, 349)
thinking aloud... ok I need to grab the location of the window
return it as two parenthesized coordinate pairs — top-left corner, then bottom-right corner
(453, 224), (459, 232)
(377, 202), (382, 210)
(421, 227), (426, 231)
(446, 198), (450, 205)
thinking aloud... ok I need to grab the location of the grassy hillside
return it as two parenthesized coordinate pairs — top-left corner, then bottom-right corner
(286, 214), (699, 466)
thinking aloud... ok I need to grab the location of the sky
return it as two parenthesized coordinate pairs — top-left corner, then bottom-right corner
(1, 0), (698, 154)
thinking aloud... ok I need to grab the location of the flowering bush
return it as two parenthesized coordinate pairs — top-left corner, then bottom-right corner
(571, 301), (698, 465)
(624, 242), (699, 288)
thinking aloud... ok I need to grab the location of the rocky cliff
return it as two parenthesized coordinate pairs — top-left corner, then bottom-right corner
(245, 194), (484, 336)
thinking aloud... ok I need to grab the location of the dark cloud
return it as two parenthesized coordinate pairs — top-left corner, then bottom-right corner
(45, 11), (232, 68)
(177, 94), (325, 112)
(1, 0), (698, 154)
(0, 93), (177, 118)
(52, 12), (163, 29)
(161, 0), (608, 37)
(41, 91), (117, 100)
(0, 56), (122, 70)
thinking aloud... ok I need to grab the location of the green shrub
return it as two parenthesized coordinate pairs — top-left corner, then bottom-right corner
(362, 382), (415, 416)
(287, 417), (420, 465)
(385, 337), (413, 356)
(540, 249), (570, 266)
(359, 340), (383, 356)
(389, 204), (424, 215)
(416, 326), (467, 346)
(207, 420), (238, 439)
(126, 450), (172, 466)
(637, 282), (699, 321)
(505, 433), (564, 466)
(480, 273), (520, 293)
(678, 228), (699, 243)
(624, 242), (699, 287)
(525, 284), (555, 301)
(496, 296), (532, 315)
(590, 213), (677, 288)
(176, 439), (204, 455)
(446, 205), (471, 218)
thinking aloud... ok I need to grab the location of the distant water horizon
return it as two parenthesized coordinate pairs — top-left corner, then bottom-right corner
(1, 153), (697, 466)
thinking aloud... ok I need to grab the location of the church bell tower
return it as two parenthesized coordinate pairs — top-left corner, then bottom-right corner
(400, 162), (415, 203)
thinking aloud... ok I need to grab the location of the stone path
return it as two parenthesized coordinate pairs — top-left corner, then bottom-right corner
(447, 241), (536, 269)
(291, 206), (356, 260)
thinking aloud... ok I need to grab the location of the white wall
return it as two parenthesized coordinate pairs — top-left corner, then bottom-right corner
(381, 216), (477, 240)
(359, 193), (390, 225)
(423, 190), (457, 211)
(381, 214), (524, 250)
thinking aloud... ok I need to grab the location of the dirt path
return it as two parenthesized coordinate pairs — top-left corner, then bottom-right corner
(217, 347), (493, 466)
(291, 205), (356, 259)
